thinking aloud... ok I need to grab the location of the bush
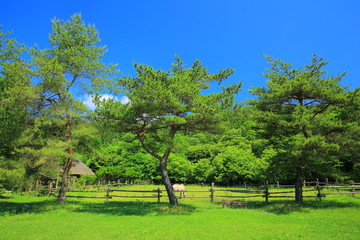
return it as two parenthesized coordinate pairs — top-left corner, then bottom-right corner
(0, 168), (27, 191)
(77, 175), (98, 186)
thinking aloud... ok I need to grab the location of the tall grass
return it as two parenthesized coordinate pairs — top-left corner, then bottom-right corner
(1, 185), (359, 240)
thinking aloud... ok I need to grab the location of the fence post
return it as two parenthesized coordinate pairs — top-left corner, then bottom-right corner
(48, 181), (52, 196)
(316, 179), (322, 202)
(210, 183), (215, 203)
(303, 180), (306, 187)
(157, 188), (161, 203)
(316, 178), (319, 192)
(326, 178), (329, 185)
(66, 177), (70, 191)
(28, 180), (34, 192)
(351, 182), (355, 197)
(105, 184), (110, 203)
(276, 181), (280, 189)
(35, 179), (39, 191)
(72, 178), (76, 191)
(36, 179), (40, 195)
(265, 181), (269, 203)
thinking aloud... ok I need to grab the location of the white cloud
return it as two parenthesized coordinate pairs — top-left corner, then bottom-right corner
(83, 94), (129, 110)
(120, 96), (130, 104)
(83, 95), (97, 110)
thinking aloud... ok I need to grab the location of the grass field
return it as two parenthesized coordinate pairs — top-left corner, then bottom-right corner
(1, 185), (360, 240)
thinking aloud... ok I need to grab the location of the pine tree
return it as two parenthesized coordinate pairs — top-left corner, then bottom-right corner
(250, 55), (353, 203)
(31, 14), (116, 204)
(97, 57), (240, 205)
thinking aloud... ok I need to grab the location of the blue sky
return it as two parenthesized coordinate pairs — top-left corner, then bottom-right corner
(1, 0), (359, 103)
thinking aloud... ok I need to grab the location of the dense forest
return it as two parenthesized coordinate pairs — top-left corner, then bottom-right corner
(1, 15), (359, 204)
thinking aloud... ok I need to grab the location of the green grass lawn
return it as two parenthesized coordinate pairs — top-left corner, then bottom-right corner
(1, 185), (360, 240)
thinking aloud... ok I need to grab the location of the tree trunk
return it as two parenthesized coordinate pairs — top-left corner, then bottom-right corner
(136, 128), (178, 205)
(159, 158), (178, 206)
(295, 166), (304, 203)
(58, 149), (73, 204)
(58, 114), (72, 204)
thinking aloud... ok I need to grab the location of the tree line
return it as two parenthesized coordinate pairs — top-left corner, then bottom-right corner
(0, 14), (359, 205)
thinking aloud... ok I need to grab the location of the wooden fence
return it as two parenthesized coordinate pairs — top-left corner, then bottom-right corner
(38, 180), (360, 203)
(182, 183), (320, 203)
(65, 187), (163, 203)
(320, 184), (360, 198)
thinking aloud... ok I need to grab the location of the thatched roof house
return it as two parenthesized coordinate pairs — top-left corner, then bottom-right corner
(69, 158), (95, 177)
(37, 158), (94, 187)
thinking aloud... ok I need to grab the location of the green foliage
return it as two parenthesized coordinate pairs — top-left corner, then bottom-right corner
(168, 154), (194, 183)
(34, 14), (116, 94)
(334, 88), (360, 180)
(213, 146), (267, 183)
(0, 165), (26, 191)
(77, 175), (98, 186)
(186, 144), (214, 162)
(186, 128), (270, 184)
(193, 158), (215, 183)
(98, 57), (240, 136)
(80, 133), (161, 182)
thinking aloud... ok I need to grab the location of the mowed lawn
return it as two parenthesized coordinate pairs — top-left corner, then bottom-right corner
(1, 185), (360, 240)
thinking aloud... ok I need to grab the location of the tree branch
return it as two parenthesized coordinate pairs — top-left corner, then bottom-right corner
(67, 74), (79, 91)
(136, 131), (162, 160)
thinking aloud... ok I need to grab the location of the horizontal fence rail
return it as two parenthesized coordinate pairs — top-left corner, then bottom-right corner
(33, 179), (360, 204)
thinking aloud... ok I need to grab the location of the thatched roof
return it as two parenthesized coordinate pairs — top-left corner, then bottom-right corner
(69, 158), (95, 176)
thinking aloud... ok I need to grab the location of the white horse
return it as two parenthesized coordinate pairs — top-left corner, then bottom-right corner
(172, 184), (186, 198)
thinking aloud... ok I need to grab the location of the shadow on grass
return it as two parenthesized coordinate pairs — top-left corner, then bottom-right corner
(0, 198), (57, 216)
(72, 201), (196, 216)
(2, 195), (359, 217)
(0, 197), (196, 217)
(244, 198), (360, 215)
